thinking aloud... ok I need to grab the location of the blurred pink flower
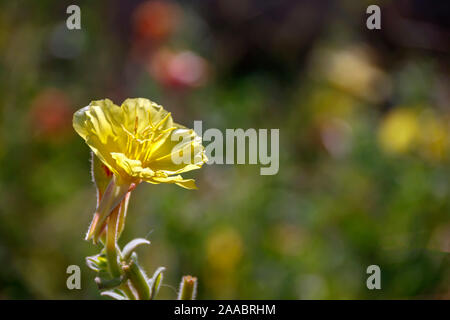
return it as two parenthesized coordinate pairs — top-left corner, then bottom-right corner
(148, 49), (209, 89)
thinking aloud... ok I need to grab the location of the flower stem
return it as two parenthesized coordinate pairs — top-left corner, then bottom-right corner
(105, 207), (121, 278)
(117, 192), (131, 239)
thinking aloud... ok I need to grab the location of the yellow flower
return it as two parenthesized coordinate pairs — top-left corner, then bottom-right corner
(378, 107), (418, 154)
(73, 98), (207, 242)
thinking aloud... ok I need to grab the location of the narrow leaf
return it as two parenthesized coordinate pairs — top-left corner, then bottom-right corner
(123, 253), (151, 300)
(122, 238), (151, 261)
(101, 290), (127, 300)
(149, 267), (165, 299)
(95, 275), (124, 290)
(86, 254), (108, 272)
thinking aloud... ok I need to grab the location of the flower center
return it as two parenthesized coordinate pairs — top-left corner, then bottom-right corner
(121, 113), (175, 165)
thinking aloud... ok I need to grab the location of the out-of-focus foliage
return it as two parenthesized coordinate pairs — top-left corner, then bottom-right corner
(0, 0), (448, 299)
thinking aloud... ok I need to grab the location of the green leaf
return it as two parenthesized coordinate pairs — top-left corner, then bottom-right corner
(149, 267), (165, 299)
(101, 290), (127, 300)
(121, 238), (151, 261)
(86, 253), (108, 272)
(124, 253), (151, 300)
(95, 275), (124, 290)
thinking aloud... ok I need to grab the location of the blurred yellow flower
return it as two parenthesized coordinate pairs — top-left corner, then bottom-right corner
(378, 108), (419, 154)
(206, 228), (243, 273)
(73, 98), (207, 241)
(311, 45), (391, 103)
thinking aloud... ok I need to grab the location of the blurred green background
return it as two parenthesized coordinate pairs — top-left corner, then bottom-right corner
(0, 0), (449, 299)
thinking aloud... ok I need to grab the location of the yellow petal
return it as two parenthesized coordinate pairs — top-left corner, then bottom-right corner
(74, 99), (125, 177)
(121, 98), (174, 135)
(149, 175), (198, 190)
(149, 128), (207, 174)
